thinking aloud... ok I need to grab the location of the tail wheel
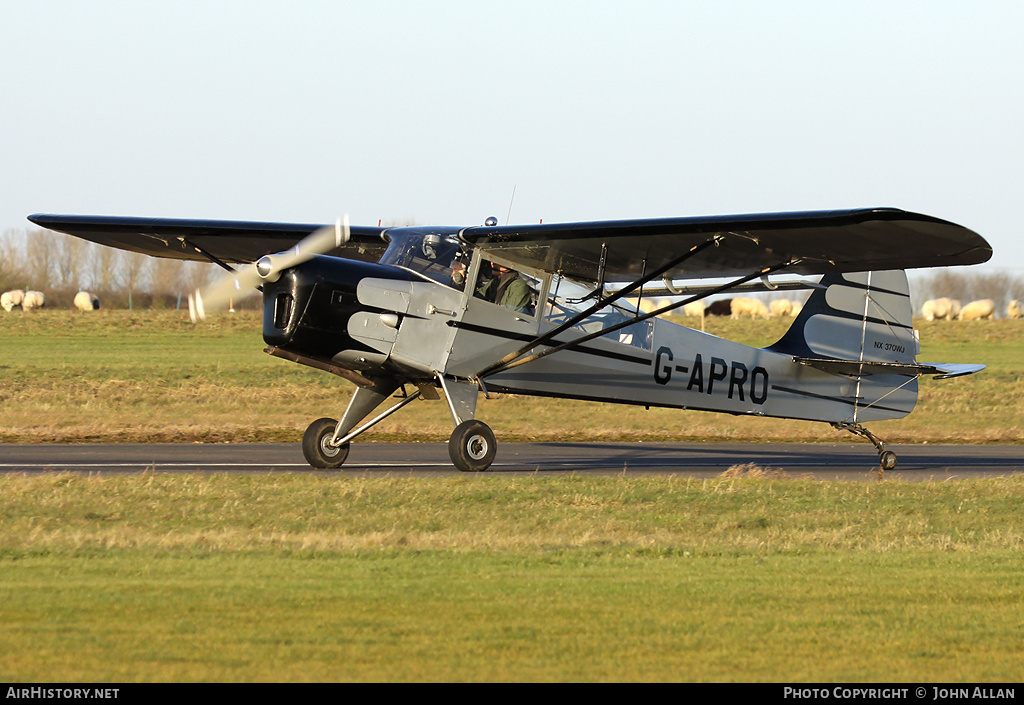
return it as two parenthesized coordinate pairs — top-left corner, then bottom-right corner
(302, 417), (350, 469)
(448, 420), (496, 472)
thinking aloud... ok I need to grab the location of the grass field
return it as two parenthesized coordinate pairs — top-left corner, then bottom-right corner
(2, 473), (1023, 682)
(1, 310), (1022, 682)
(1, 310), (1022, 444)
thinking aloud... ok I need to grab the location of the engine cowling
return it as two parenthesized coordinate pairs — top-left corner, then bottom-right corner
(262, 255), (417, 366)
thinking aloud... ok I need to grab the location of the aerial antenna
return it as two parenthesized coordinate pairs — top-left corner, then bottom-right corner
(505, 185), (517, 225)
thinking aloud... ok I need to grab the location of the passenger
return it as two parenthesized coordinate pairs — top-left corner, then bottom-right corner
(493, 263), (534, 314)
(475, 261), (497, 302)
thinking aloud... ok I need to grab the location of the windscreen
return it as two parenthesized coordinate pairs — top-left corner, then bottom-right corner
(378, 228), (465, 286)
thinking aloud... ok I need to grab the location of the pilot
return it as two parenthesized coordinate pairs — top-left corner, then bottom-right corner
(492, 263), (533, 314)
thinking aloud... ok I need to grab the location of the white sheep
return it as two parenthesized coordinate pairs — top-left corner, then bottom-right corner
(769, 299), (793, 317)
(790, 300), (803, 317)
(923, 297), (955, 321)
(1, 289), (24, 311)
(648, 298), (679, 318)
(958, 299), (995, 321)
(73, 291), (101, 311)
(730, 297), (769, 319)
(1007, 300), (1022, 319)
(921, 299), (937, 321)
(948, 299), (962, 320)
(22, 291), (45, 311)
(682, 300), (705, 317)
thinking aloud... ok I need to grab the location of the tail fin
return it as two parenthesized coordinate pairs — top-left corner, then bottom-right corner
(769, 270), (918, 365)
(769, 269), (983, 424)
(768, 270), (922, 423)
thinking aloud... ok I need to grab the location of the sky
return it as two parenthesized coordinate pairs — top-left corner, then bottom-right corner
(2, 0), (1022, 274)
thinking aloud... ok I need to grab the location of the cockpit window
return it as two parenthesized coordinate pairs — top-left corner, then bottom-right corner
(378, 228), (464, 286)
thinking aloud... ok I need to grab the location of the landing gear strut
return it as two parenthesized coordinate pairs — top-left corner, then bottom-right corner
(300, 381), (418, 470)
(832, 422), (898, 472)
(300, 374), (496, 472)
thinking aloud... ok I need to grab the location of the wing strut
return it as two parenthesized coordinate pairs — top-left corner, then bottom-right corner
(480, 259), (797, 379)
(177, 237), (240, 275)
(475, 235), (724, 379)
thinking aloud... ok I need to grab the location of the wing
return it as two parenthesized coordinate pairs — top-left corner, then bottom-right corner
(459, 208), (992, 282)
(27, 214), (389, 265)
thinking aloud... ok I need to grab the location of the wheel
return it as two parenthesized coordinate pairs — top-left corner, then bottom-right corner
(879, 450), (898, 471)
(448, 420), (496, 472)
(302, 417), (350, 469)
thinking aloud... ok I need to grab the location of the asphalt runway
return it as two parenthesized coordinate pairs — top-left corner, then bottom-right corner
(1, 441), (1022, 480)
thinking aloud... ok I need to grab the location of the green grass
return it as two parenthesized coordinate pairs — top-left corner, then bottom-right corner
(1, 310), (1022, 443)
(4, 551), (1021, 682)
(2, 309), (1022, 681)
(2, 473), (1023, 682)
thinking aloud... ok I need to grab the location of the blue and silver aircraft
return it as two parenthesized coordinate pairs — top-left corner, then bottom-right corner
(30, 208), (991, 472)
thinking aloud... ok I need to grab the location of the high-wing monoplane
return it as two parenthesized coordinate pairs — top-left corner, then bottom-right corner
(29, 208), (991, 471)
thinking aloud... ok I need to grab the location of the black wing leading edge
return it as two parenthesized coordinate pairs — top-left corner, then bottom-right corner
(458, 208), (992, 282)
(27, 214), (390, 265)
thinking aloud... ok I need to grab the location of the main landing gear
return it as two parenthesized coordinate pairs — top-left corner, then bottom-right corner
(300, 375), (496, 473)
(832, 422), (898, 473)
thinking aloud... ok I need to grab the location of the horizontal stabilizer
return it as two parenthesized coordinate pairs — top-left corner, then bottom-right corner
(795, 357), (985, 379)
(917, 362), (987, 380)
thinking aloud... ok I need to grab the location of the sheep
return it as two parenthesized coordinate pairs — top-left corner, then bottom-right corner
(922, 298), (953, 321)
(948, 299), (962, 320)
(957, 299), (995, 321)
(1007, 300), (1022, 319)
(682, 300), (705, 317)
(73, 291), (101, 311)
(21, 291), (45, 311)
(705, 299), (733, 316)
(790, 300), (803, 317)
(629, 297), (677, 318)
(730, 297), (769, 319)
(921, 299), (937, 321)
(769, 299), (793, 317)
(1, 289), (24, 311)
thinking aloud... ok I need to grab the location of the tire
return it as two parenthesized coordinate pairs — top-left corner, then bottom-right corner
(879, 450), (898, 471)
(302, 417), (350, 469)
(448, 420), (496, 472)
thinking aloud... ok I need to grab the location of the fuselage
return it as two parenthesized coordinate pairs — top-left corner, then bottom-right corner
(262, 227), (917, 426)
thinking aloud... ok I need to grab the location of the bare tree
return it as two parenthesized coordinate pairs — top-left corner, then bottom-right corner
(90, 243), (118, 293)
(0, 228), (29, 290)
(147, 257), (186, 300)
(179, 260), (217, 294)
(53, 233), (89, 290)
(117, 250), (148, 308)
(23, 227), (57, 290)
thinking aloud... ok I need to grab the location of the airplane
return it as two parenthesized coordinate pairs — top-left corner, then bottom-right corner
(29, 208), (992, 472)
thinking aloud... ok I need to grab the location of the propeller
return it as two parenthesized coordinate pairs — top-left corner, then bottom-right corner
(188, 216), (350, 322)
